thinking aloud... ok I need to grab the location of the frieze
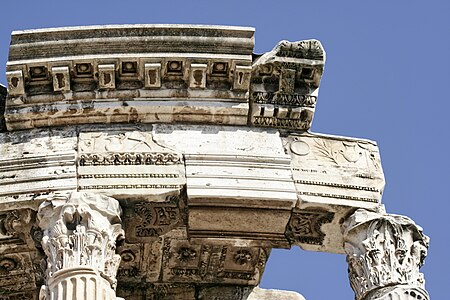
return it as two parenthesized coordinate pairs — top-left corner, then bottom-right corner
(78, 130), (186, 197)
(252, 92), (317, 107)
(78, 131), (182, 158)
(79, 173), (180, 179)
(283, 134), (385, 208)
(79, 184), (184, 190)
(295, 180), (380, 192)
(79, 152), (182, 166)
(286, 210), (334, 245)
(117, 240), (163, 284)
(253, 116), (310, 130)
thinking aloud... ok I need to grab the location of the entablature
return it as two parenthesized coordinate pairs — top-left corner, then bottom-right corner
(4, 25), (324, 132)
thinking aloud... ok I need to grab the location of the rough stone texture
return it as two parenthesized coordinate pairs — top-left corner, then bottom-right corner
(0, 84), (5, 132)
(4, 25), (325, 132)
(250, 40), (325, 130)
(0, 24), (430, 300)
(283, 132), (385, 254)
(0, 124), (386, 253)
(5, 25), (254, 131)
(0, 127), (77, 208)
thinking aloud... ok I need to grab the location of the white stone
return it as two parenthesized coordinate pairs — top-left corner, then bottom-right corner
(144, 63), (161, 88)
(98, 64), (116, 89)
(342, 209), (429, 300)
(0, 128), (77, 206)
(6, 70), (25, 96)
(0, 24), (431, 300)
(247, 286), (306, 300)
(78, 130), (185, 200)
(37, 191), (124, 300)
(51, 66), (70, 92)
(153, 124), (297, 209)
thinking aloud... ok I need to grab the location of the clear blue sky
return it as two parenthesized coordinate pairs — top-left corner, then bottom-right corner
(1, 1), (449, 299)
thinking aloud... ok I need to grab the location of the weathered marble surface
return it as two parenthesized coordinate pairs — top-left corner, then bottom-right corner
(0, 127), (77, 210)
(5, 25), (254, 130)
(250, 40), (325, 131)
(0, 84), (5, 131)
(0, 24), (429, 300)
(37, 192), (124, 300)
(4, 25), (325, 132)
(343, 209), (429, 300)
(247, 287), (306, 300)
(0, 124), (392, 297)
(0, 125), (385, 252)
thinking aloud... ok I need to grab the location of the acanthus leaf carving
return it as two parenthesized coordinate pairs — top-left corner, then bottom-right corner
(37, 191), (124, 297)
(343, 209), (429, 300)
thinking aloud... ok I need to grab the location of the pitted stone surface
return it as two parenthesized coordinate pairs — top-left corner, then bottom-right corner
(4, 25), (325, 132)
(0, 24), (429, 300)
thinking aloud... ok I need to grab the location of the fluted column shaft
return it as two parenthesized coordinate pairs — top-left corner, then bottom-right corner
(342, 209), (429, 300)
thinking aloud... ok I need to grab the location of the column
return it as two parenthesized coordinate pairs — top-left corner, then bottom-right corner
(37, 192), (125, 300)
(342, 209), (429, 300)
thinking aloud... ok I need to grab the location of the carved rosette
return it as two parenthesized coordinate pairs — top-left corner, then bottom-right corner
(37, 192), (124, 299)
(342, 209), (429, 300)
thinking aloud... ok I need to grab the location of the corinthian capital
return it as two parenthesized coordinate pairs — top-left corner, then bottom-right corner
(37, 192), (124, 299)
(342, 209), (429, 300)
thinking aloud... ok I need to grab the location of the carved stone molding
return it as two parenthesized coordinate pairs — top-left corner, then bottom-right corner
(0, 209), (33, 247)
(123, 193), (187, 243)
(342, 209), (429, 300)
(250, 39), (325, 130)
(37, 192), (124, 300)
(4, 25), (254, 130)
(77, 130), (186, 198)
(286, 210), (334, 246)
(365, 285), (429, 300)
(161, 238), (269, 286)
(0, 252), (36, 297)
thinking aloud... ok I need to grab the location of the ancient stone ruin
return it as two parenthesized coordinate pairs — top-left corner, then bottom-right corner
(0, 25), (429, 299)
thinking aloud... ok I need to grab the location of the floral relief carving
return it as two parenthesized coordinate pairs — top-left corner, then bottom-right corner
(37, 192), (124, 290)
(0, 209), (33, 241)
(286, 210), (334, 245)
(234, 250), (253, 266)
(343, 209), (429, 300)
(125, 194), (186, 242)
(177, 247), (197, 262)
